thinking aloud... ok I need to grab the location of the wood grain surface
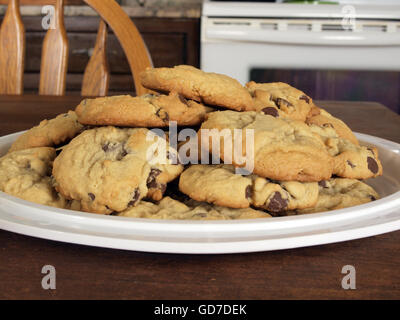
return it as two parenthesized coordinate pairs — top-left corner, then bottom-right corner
(81, 19), (109, 97)
(39, 0), (68, 95)
(0, 0), (25, 95)
(0, 96), (399, 300)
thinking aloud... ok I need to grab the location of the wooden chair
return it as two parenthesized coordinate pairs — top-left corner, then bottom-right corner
(0, 0), (153, 96)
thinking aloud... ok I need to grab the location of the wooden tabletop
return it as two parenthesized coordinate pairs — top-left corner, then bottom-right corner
(0, 95), (399, 300)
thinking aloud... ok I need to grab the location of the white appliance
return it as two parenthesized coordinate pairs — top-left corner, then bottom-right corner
(201, 1), (400, 85)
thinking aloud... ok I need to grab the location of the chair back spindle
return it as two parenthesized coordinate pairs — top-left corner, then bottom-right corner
(81, 19), (110, 97)
(0, 0), (153, 96)
(0, 0), (25, 95)
(39, 0), (68, 96)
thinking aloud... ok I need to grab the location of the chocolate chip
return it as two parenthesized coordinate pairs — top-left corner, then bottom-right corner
(318, 181), (328, 188)
(193, 212), (207, 218)
(262, 107), (279, 118)
(155, 109), (169, 122)
(147, 168), (162, 188)
(88, 193), (95, 201)
(245, 185), (252, 200)
(116, 149), (128, 161)
(367, 157), (379, 174)
(109, 211), (119, 216)
(267, 192), (288, 212)
(276, 98), (293, 108)
(128, 188), (140, 207)
(347, 160), (356, 168)
(102, 142), (114, 152)
(178, 94), (188, 105)
(299, 95), (310, 103)
(370, 195), (377, 201)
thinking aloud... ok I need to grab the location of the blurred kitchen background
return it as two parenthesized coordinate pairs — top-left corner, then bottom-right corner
(0, 0), (399, 113)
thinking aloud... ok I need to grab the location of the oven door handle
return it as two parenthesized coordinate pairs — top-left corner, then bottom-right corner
(205, 28), (400, 46)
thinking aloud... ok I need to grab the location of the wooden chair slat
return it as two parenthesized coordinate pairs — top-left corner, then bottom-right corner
(0, 0), (25, 95)
(81, 19), (109, 97)
(83, 0), (153, 96)
(39, 0), (68, 96)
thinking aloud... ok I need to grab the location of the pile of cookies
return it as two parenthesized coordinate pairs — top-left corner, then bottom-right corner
(0, 65), (382, 220)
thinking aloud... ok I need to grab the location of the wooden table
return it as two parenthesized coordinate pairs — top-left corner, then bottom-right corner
(0, 95), (399, 300)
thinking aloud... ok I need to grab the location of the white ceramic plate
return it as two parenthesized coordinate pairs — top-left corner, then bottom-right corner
(0, 131), (400, 254)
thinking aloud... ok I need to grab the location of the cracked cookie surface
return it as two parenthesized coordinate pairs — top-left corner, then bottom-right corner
(0, 147), (66, 208)
(140, 65), (254, 111)
(246, 81), (313, 122)
(52, 126), (183, 214)
(200, 111), (334, 182)
(118, 196), (271, 220)
(8, 111), (84, 153)
(179, 164), (319, 211)
(75, 92), (208, 127)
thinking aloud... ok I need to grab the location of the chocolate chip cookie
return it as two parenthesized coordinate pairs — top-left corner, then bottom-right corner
(119, 196), (271, 220)
(140, 65), (254, 111)
(52, 126), (183, 214)
(294, 178), (379, 214)
(309, 124), (382, 179)
(75, 92), (208, 127)
(246, 81), (313, 122)
(8, 111), (84, 153)
(306, 106), (359, 145)
(179, 164), (319, 212)
(0, 147), (66, 208)
(200, 111), (334, 182)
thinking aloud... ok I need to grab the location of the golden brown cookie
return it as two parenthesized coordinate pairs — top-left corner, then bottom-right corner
(306, 107), (359, 145)
(309, 124), (382, 179)
(119, 196), (271, 220)
(8, 111), (84, 153)
(294, 178), (379, 214)
(179, 164), (319, 212)
(0, 147), (66, 208)
(200, 111), (334, 182)
(75, 92), (208, 127)
(246, 81), (313, 122)
(140, 65), (254, 111)
(52, 126), (183, 214)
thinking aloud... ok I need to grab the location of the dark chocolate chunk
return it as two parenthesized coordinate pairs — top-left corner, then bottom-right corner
(370, 195), (377, 201)
(245, 185), (252, 200)
(193, 212), (207, 218)
(276, 98), (293, 108)
(267, 192), (288, 212)
(147, 168), (162, 188)
(88, 193), (95, 201)
(347, 160), (356, 168)
(116, 149), (128, 161)
(318, 181), (328, 188)
(367, 157), (379, 174)
(299, 95), (310, 103)
(128, 188), (140, 207)
(178, 94), (189, 105)
(262, 107), (279, 118)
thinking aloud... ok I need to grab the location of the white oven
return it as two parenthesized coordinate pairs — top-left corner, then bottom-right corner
(201, 0), (400, 85)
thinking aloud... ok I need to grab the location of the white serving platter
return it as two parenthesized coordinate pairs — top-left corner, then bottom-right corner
(0, 131), (399, 254)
